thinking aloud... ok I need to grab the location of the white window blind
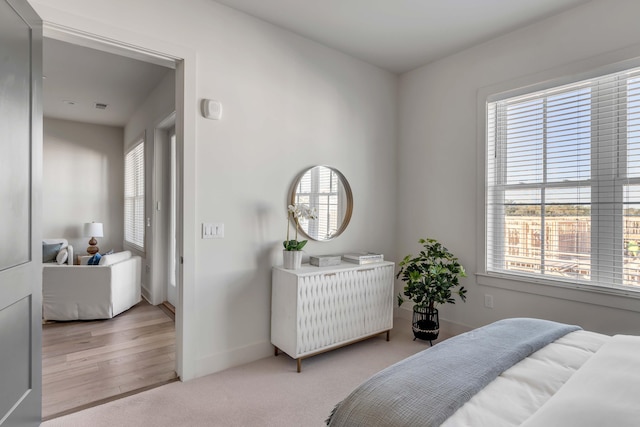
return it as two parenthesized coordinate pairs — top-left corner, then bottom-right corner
(487, 65), (640, 293)
(124, 141), (145, 252)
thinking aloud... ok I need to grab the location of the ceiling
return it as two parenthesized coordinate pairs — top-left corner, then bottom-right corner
(43, 38), (172, 127)
(214, 0), (594, 73)
(43, 1), (593, 125)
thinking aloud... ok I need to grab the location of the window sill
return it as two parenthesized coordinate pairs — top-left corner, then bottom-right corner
(123, 243), (145, 259)
(476, 272), (640, 314)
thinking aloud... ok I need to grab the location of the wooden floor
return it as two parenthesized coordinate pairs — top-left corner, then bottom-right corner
(42, 300), (178, 420)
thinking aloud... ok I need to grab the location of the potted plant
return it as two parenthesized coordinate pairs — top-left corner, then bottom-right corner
(283, 203), (317, 269)
(396, 238), (467, 343)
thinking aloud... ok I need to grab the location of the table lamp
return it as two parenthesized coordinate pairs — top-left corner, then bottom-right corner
(84, 222), (104, 255)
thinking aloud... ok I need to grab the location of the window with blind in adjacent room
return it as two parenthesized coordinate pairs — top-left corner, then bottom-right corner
(124, 139), (145, 252)
(486, 64), (640, 294)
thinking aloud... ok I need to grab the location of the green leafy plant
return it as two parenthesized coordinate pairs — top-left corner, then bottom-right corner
(283, 204), (317, 251)
(397, 238), (467, 310)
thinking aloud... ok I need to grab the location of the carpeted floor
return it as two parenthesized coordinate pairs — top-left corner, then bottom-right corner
(41, 316), (445, 427)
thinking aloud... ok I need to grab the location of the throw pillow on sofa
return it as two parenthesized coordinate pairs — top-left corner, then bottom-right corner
(43, 239), (73, 265)
(43, 243), (62, 263)
(88, 253), (102, 265)
(56, 247), (68, 265)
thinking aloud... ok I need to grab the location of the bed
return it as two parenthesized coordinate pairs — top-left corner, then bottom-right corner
(326, 318), (640, 427)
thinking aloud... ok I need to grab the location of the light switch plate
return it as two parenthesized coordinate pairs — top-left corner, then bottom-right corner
(202, 222), (224, 239)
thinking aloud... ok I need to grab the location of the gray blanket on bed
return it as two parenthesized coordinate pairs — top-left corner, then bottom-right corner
(326, 317), (581, 427)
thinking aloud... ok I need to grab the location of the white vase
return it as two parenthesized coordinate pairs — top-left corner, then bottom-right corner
(283, 250), (303, 270)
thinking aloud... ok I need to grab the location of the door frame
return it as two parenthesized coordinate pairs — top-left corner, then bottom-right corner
(153, 113), (179, 308)
(41, 21), (197, 380)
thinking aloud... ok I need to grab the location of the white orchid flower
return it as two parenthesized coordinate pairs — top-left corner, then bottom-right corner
(285, 203), (318, 250)
(287, 204), (300, 216)
(301, 206), (318, 220)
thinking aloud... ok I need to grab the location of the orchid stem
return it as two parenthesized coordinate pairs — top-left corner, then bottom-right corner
(286, 216), (290, 242)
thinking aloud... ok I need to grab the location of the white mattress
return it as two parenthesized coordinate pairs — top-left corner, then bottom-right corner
(441, 330), (610, 427)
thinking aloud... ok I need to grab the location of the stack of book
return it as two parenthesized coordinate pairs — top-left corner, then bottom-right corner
(342, 252), (384, 265)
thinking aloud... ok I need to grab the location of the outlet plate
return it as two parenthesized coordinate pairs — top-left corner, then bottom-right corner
(484, 294), (494, 309)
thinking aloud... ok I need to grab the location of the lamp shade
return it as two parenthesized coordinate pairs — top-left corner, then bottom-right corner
(83, 222), (104, 238)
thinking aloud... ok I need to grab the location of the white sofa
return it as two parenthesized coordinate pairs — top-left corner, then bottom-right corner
(42, 249), (142, 321)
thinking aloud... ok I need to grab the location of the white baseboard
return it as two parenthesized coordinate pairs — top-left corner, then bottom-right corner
(141, 285), (151, 302)
(195, 340), (273, 378)
(193, 311), (473, 379)
(440, 318), (473, 337)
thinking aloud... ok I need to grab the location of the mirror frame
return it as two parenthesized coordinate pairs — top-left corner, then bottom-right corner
(288, 166), (353, 242)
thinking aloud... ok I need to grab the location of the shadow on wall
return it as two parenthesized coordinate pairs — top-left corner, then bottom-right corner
(61, 224), (88, 257)
(220, 246), (274, 360)
(206, 202), (282, 362)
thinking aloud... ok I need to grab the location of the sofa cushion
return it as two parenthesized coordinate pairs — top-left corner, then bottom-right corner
(78, 255), (92, 265)
(99, 250), (132, 266)
(56, 247), (69, 265)
(43, 243), (62, 263)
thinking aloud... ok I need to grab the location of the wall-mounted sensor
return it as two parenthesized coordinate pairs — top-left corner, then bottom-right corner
(201, 99), (222, 120)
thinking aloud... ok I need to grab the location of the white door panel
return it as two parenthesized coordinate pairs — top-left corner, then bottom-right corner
(0, 1), (43, 425)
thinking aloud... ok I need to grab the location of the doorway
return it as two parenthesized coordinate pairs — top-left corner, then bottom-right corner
(153, 117), (179, 313)
(41, 26), (185, 417)
(167, 126), (179, 309)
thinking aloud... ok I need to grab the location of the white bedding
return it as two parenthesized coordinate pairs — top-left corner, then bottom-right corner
(441, 330), (611, 427)
(328, 321), (640, 427)
(521, 334), (640, 427)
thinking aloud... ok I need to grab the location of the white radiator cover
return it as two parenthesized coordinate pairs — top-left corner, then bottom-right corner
(271, 261), (394, 363)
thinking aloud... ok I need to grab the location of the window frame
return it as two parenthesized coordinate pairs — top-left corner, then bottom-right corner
(124, 134), (146, 255)
(476, 52), (640, 310)
(488, 77), (630, 288)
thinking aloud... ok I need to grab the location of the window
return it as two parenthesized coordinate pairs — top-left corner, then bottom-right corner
(124, 140), (145, 252)
(486, 65), (640, 293)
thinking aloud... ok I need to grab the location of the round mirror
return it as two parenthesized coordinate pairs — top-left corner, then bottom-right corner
(288, 166), (353, 241)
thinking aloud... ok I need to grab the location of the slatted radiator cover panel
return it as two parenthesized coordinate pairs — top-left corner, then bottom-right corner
(296, 265), (393, 355)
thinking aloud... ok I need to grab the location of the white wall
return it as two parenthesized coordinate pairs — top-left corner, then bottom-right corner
(31, 0), (398, 378)
(43, 117), (124, 256)
(124, 69), (176, 304)
(398, 0), (640, 335)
